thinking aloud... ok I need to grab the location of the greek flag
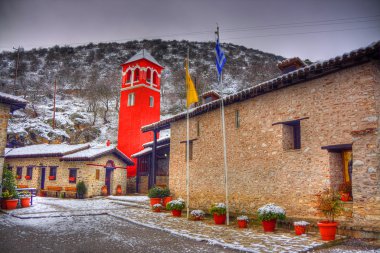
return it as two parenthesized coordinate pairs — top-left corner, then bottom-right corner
(215, 39), (226, 78)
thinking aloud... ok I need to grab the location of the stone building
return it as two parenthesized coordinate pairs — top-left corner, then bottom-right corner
(142, 42), (380, 234)
(4, 144), (133, 197)
(0, 92), (27, 193)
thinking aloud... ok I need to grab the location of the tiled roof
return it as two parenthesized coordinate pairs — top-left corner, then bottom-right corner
(131, 143), (170, 158)
(142, 136), (170, 148)
(0, 92), (27, 112)
(142, 41), (380, 133)
(123, 49), (163, 67)
(61, 145), (134, 165)
(5, 144), (90, 158)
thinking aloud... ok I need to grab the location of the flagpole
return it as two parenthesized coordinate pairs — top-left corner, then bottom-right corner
(186, 47), (190, 219)
(216, 26), (229, 225)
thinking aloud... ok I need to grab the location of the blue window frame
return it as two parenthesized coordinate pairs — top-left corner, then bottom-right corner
(49, 166), (57, 177)
(69, 169), (77, 184)
(26, 166), (33, 179)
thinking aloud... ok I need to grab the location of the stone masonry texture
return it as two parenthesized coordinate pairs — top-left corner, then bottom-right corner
(5, 154), (127, 197)
(168, 61), (380, 232)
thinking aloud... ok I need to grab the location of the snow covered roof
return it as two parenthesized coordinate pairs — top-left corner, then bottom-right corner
(5, 143), (90, 158)
(123, 49), (163, 67)
(131, 143), (170, 158)
(142, 136), (170, 148)
(61, 145), (134, 165)
(142, 41), (380, 133)
(0, 92), (27, 112)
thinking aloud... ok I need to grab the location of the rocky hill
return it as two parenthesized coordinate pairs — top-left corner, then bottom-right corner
(0, 39), (285, 146)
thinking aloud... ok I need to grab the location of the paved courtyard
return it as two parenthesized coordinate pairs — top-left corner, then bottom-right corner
(0, 196), (378, 253)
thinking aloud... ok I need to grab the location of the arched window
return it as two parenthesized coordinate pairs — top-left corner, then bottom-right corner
(153, 71), (158, 85)
(126, 70), (132, 83)
(146, 68), (151, 83)
(134, 68), (140, 82)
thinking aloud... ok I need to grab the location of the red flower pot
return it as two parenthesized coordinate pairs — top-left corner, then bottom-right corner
(25, 175), (31, 180)
(16, 175), (21, 180)
(20, 197), (30, 208)
(49, 176), (56, 180)
(116, 185), (122, 195)
(162, 196), (173, 209)
(213, 214), (226, 225)
(294, 225), (306, 235)
(238, 220), (248, 228)
(172, 210), (182, 217)
(5, 199), (18, 210)
(69, 177), (76, 182)
(340, 193), (349, 202)
(262, 219), (277, 232)
(150, 198), (162, 207)
(318, 221), (338, 241)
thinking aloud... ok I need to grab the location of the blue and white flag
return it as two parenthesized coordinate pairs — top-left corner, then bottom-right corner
(215, 39), (226, 78)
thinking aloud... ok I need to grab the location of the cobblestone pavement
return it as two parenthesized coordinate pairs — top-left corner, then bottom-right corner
(1, 197), (366, 253)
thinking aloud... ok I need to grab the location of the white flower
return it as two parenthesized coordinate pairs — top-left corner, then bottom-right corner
(294, 221), (310, 226)
(258, 203), (285, 215)
(153, 204), (162, 208)
(190, 210), (205, 217)
(215, 203), (226, 208)
(237, 215), (249, 221)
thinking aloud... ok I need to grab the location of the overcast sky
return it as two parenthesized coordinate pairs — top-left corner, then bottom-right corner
(0, 0), (379, 61)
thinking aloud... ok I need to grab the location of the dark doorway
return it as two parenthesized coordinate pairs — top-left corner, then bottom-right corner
(41, 167), (46, 190)
(105, 168), (112, 195)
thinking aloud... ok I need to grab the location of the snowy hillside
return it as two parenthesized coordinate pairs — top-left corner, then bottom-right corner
(0, 39), (285, 146)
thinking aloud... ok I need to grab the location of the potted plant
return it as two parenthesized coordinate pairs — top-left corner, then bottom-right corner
(19, 191), (31, 208)
(2, 168), (19, 210)
(293, 221), (309, 235)
(16, 175), (21, 180)
(69, 177), (76, 183)
(49, 175), (56, 180)
(166, 198), (185, 217)
(152, 203), (163, 212)
(209, 203), (227, 225)
(148, 186), (163, 206)
(76, 181), (87, 199)
(101, 185), (108, 196)
(237, 215), (249, 228)
(25, 175), (31, 180)
(257, 203), (286, 232)
(161, 187), (172, 208)
(338, 182), (351, 202)
(190, 210), (205, 221)
(316, 188), (344, 241)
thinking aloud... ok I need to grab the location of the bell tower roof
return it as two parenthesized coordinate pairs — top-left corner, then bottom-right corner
(123, 49), (163, 68)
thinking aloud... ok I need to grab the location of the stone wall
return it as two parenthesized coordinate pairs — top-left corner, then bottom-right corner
(5, 154), (127, 197)
(168, 61), (380, 231)
(0, 103), (11, 192)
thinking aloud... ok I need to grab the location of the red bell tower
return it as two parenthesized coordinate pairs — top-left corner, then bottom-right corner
(117, 50), (163, 177)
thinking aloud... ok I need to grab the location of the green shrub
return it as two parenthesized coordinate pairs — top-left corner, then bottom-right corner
(76, 181), (87, 196)
(2, 167), (18, 199)
(209, 203), (226, 215)
(257, 203), (286, 221)
(148, 186), (163, 198)
(161, 187), (171, 198)
(166, 199), (185, 211)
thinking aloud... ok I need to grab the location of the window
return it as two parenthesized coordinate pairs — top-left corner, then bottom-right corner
(128, 93), (135, 106)
(146, 68), (151, 83)
(149, 96), (154, 107)
(26, 166), (33, 179)
(96, 169), (100, 180)
(16, 167), (22, 179)
(282, 121), (301, 150)
(69, 169), (77, 184)
(49, 166), (57, 179)
(153, 71), (158, 85)
(197, 121), (200, 137)
(185, 141), (193, 160)
(7, 165), (12, 171)
(126, 70), (132, 83)
(134, 68), (140, 82)
(235, 110), (240, 128)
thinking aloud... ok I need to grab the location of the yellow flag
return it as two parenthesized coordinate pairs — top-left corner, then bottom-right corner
(185, 59), (199, 108)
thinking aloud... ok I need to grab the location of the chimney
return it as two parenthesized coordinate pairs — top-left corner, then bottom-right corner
(106, 140), (111, 147)
(277, 57), (306, 74)
(201, 90), (221, 104)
